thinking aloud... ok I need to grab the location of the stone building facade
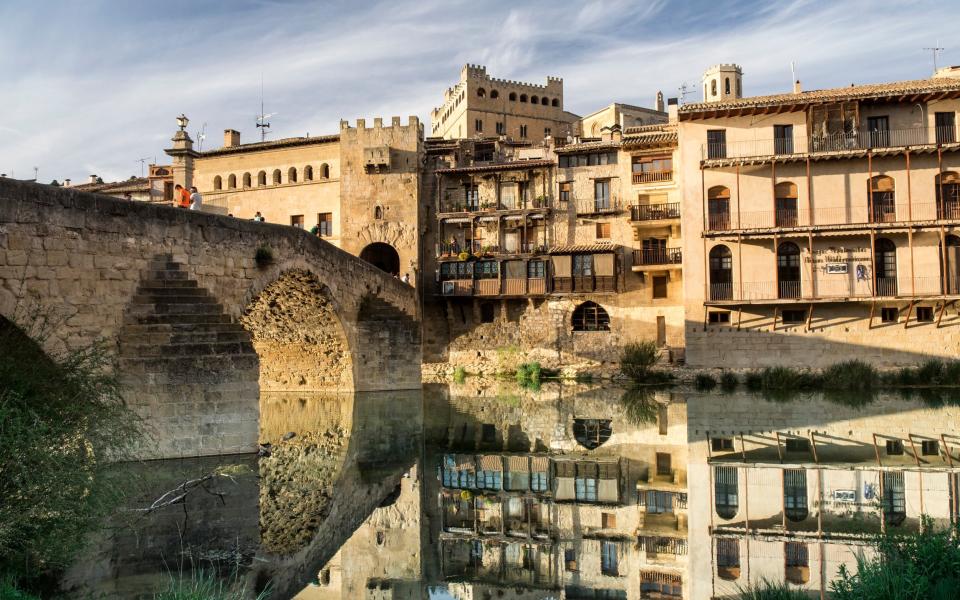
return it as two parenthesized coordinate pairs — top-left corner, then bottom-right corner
(430, 64), (578, 141)
(678, 65), (960, 367)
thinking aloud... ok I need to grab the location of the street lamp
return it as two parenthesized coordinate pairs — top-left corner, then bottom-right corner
(176, 114), (189, 131)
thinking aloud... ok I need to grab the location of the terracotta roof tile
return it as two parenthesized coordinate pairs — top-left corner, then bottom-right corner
(550, 242), (617, 254)
(199, 134), (340, 157)
(72, 177), (150, 193)
(435, 159), (555, 174)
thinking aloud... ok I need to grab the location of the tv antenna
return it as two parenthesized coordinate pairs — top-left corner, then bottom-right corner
(135, 157), (152, 177)
(256, 76), (276, 142)
(924, 41), (944, 74)
(195, 122), (207, 151)
(33, 166), (38, 182)
(678, 82), (695, 105)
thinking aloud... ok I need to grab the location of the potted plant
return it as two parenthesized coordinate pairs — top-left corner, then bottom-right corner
(458, 251), (471, 261)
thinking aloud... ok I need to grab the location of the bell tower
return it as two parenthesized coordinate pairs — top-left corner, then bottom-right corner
(702, 64), (743, 103)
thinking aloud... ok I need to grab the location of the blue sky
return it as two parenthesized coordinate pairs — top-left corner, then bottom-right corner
(1, 0), (956, 183)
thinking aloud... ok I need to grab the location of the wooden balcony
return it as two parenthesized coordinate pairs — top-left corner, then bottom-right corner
(632, 170), (673, 185)
(631, 202), (680, 222)
(551, 276), (616, 294)
(437, 278), (548, 297)
(633, 248), (682, 271)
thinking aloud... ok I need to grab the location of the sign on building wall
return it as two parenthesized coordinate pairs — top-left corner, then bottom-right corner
(826, 263), (848, 274)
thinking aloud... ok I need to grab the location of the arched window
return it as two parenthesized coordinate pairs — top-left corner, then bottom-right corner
(213, 175), (222, 190)
(708, 186), (731, 230)
(783, 469), (808, 521)
(714, 466), (738, 519)
(520, 94), (528, 103)
(573, 418), (612, 449)
(288, 167), (298, 183)
(320, 163), (330, 179)
(882, 471), (906, 526)
(227, 174), (236, 189)
(509, 92), (517, 101)
(936, 171), (960, 219)
(242, 172), (251, 188)
(304, 165), (314, 181)
(272, 169), (282, 185)
(477, 87), (486, 98)
(711, 79), (718, 97)
(531, 95), (539, 104)
(709, 245), (733, 301)
(785, 542), (810, 584)
(490, 90), (499, 99)
(725, 77), (731, 95)
(875, 237), (897, 296)
(777, 242), (801, 299)
(870, 175), (896, 223)
(374, 206), (383, 220)
(257, 171), (267, 186)
(775, 182), (798, 227)
(541, 97), (549, 106)
(551, 98), (559, 107)
(572, 301), (609, 331)
(942, 234), (960, 294)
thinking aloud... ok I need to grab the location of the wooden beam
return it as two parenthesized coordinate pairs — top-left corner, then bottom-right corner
(904, 299), (916, 329)
(907, 434), (922, 467)
(936, 300), (950, 328)
(739, 433), (747, 461)
(773, 305), (779, 332)
(805, 303), (814, 332)
(775, 431), (783, 463)
(872, 433), (883, 467)
(941, 434), (953, 467)
(809, 431), (819, 464)
(737, 306), (743, 331)
(868, 300), (877, 330)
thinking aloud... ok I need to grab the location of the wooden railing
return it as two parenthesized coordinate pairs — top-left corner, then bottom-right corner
(632, 170), (673, 184)
(631, 202), (680, 221)
(438, 278), (548, 297)
(633, 248), (682, 266)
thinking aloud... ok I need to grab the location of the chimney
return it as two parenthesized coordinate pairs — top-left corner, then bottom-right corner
(667, 98), (679, 124)
(89, 174), (98, 184)
(64, 178), (71, 187)
(224, 129), (240, 147)
(793, 79), (802, 94)
(655, 90), (665, 112)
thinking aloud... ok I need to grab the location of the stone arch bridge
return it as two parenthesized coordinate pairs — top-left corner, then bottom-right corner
(0, 179), (420, 458)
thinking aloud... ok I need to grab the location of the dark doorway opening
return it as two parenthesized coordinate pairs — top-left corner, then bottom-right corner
(360, 242), (400, 276)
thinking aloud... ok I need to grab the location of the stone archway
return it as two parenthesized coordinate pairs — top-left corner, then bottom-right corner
(359, 242), (400, 276)
(240, 269), (354, 392)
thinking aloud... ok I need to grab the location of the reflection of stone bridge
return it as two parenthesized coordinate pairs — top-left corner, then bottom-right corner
(0, 179), (421, 458)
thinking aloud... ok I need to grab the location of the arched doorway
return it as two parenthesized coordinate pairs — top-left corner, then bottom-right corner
(936, 171), (960, 219)
(709, 245), (733, 300)
(777, 242), (801, 298)
(708, 186), (731, 230)
(360, 242), (400, 276)
(874, 238), (897, 296)
(775, 182), (798, 227)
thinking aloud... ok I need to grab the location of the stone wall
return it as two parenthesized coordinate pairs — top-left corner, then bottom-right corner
(0, 179), (420, 459)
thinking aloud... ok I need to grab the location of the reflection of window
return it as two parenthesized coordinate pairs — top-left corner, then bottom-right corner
(716, 538), (740, 578)
(601, 541), (619, 576)
(565, 548), (577, 571)
(602, 512), (617, 528)
(883, 471), (906, 526)
(714, 466), (738, 519)
(531, 471), (548, 492)
(645, 491), (674, 514)
(709, 311), (731, 324)
(573, 254), (593, 276)
(575, 476), (598, 501)
(784, 469), (809, 521)
(573, 418), (612, 449)
(656, 452), (672, 476)
(917, 306), (934, 322)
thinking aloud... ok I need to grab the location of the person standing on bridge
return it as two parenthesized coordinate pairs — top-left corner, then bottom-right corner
(174, 184), (191, 208)
(189, 186), (202, 211)
(253, 211), (265, 222)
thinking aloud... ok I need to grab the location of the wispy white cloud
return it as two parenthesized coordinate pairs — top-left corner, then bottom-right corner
(0, 0), (954, 182)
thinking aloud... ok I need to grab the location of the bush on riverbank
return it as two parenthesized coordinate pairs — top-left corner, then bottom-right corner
(620, 342), (673, 384)
(0, 311), (141, 589)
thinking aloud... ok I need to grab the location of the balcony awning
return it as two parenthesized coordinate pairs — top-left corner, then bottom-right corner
(504, 214), (525, 221)
(477, 216), (498, 222)
(442, 217), (473, 224)
(550, 243), (617, 254)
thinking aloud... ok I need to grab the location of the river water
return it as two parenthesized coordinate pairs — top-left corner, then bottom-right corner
(60, 382), (960, 599)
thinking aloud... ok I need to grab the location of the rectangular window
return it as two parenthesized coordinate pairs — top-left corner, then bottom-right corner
(656, 452), (672, 476)
(917, 306), (934, 322)
(716, 538), (740, 568)
(601, 541), (619, 576)
(922, 440), (940, 456)
(886, 439), (904, 455)
(707, 129), (727, 159)
(317, 212), (333, 237)
(527, 260), (546, 278)
(519, 124), (528, 138)
(290, 215), (304, 228)
(774, 124), (794, 154)
(881, 307), (899, 323)
(544, 127), (551, 137)
(709, 311), (731, 323)
(644, 490), (674, 514)
(785, 438), (810, 453)
(936, 111), (956, 144)
(559, 181), (572, 202)
(575, 477), (598, 501)
(595, 222), (611, 239)
(712, 437), (734, 451)
(474, 261), (499, 279)
(496, 121), (505, 135)
(867, 115), (890, 147)
(594, 180), (610, 210)
(602, 512), (617, 529)
(475, 119), (483, 133)
(564, 548), (577, 571)
(653, 275), (668, 299)
(782, 309), (806, 324)
(572, 254), (593, 276)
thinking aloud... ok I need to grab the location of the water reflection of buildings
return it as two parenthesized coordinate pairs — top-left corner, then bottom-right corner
(424, 383), (688, 600)
(687, 393), (960, 599)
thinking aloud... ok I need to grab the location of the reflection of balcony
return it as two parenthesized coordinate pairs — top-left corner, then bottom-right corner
(575, 198), (622, 215)
(552, 276), (616, 294)
(705, 202), (960, 233)
(700, 125), (960, 161)
(633, 248), (682, 270)
(631, 202), (680, 222)
(633, 170), (673, 185)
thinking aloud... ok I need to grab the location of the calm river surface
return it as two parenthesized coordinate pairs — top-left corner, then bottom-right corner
(61, 382), (960, 599)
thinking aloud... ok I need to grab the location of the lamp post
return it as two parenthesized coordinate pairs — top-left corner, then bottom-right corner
(176, 114), (189, 131)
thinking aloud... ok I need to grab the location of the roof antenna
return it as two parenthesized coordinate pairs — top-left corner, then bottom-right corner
(195, 122), (207, 151)
(678, 82), (695, 105)
(790, 61), (797, 87)
(924, 40), (944, 75)
(256, 74), (276, 142)
(135, 157), (151, 177)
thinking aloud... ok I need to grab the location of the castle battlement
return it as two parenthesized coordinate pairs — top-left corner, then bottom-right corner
(340, 116), (421, 131)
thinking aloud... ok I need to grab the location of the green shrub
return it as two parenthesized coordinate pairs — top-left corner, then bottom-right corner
(452, 366), (467, 384)
(940, 360), (960, 385)
(916, 359), (946, 385)
(738, 579), (810, 599)
(0, 577), (40, 600)
(720, 371), (739, 393)
(744, 372), (763, 391)
(619, 386), (658, 425)
(620, 341), (659, 381)
(254, 245), (273, 264)
(156, 568), (270, 600)
(515, 362), (542, 390)
(822, 360), (877, 391)
(694, 373), (717, 391)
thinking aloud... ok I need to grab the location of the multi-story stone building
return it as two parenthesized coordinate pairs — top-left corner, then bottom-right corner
(678, 64), (960, 367)
(430, 64), (579, 141)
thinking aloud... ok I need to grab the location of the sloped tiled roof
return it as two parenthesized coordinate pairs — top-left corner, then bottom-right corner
(72, 177), (150, 194)
(622, 124), (678, 147)
(199, 134), (340, 157)
(435, 159), (555, 174)
(554, 140), (620, 154)
(680, 76), (960, 118)
(550, 242), (617, 254)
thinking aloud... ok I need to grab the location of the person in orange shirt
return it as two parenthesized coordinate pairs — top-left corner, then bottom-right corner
(174, 184), (191, 208)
